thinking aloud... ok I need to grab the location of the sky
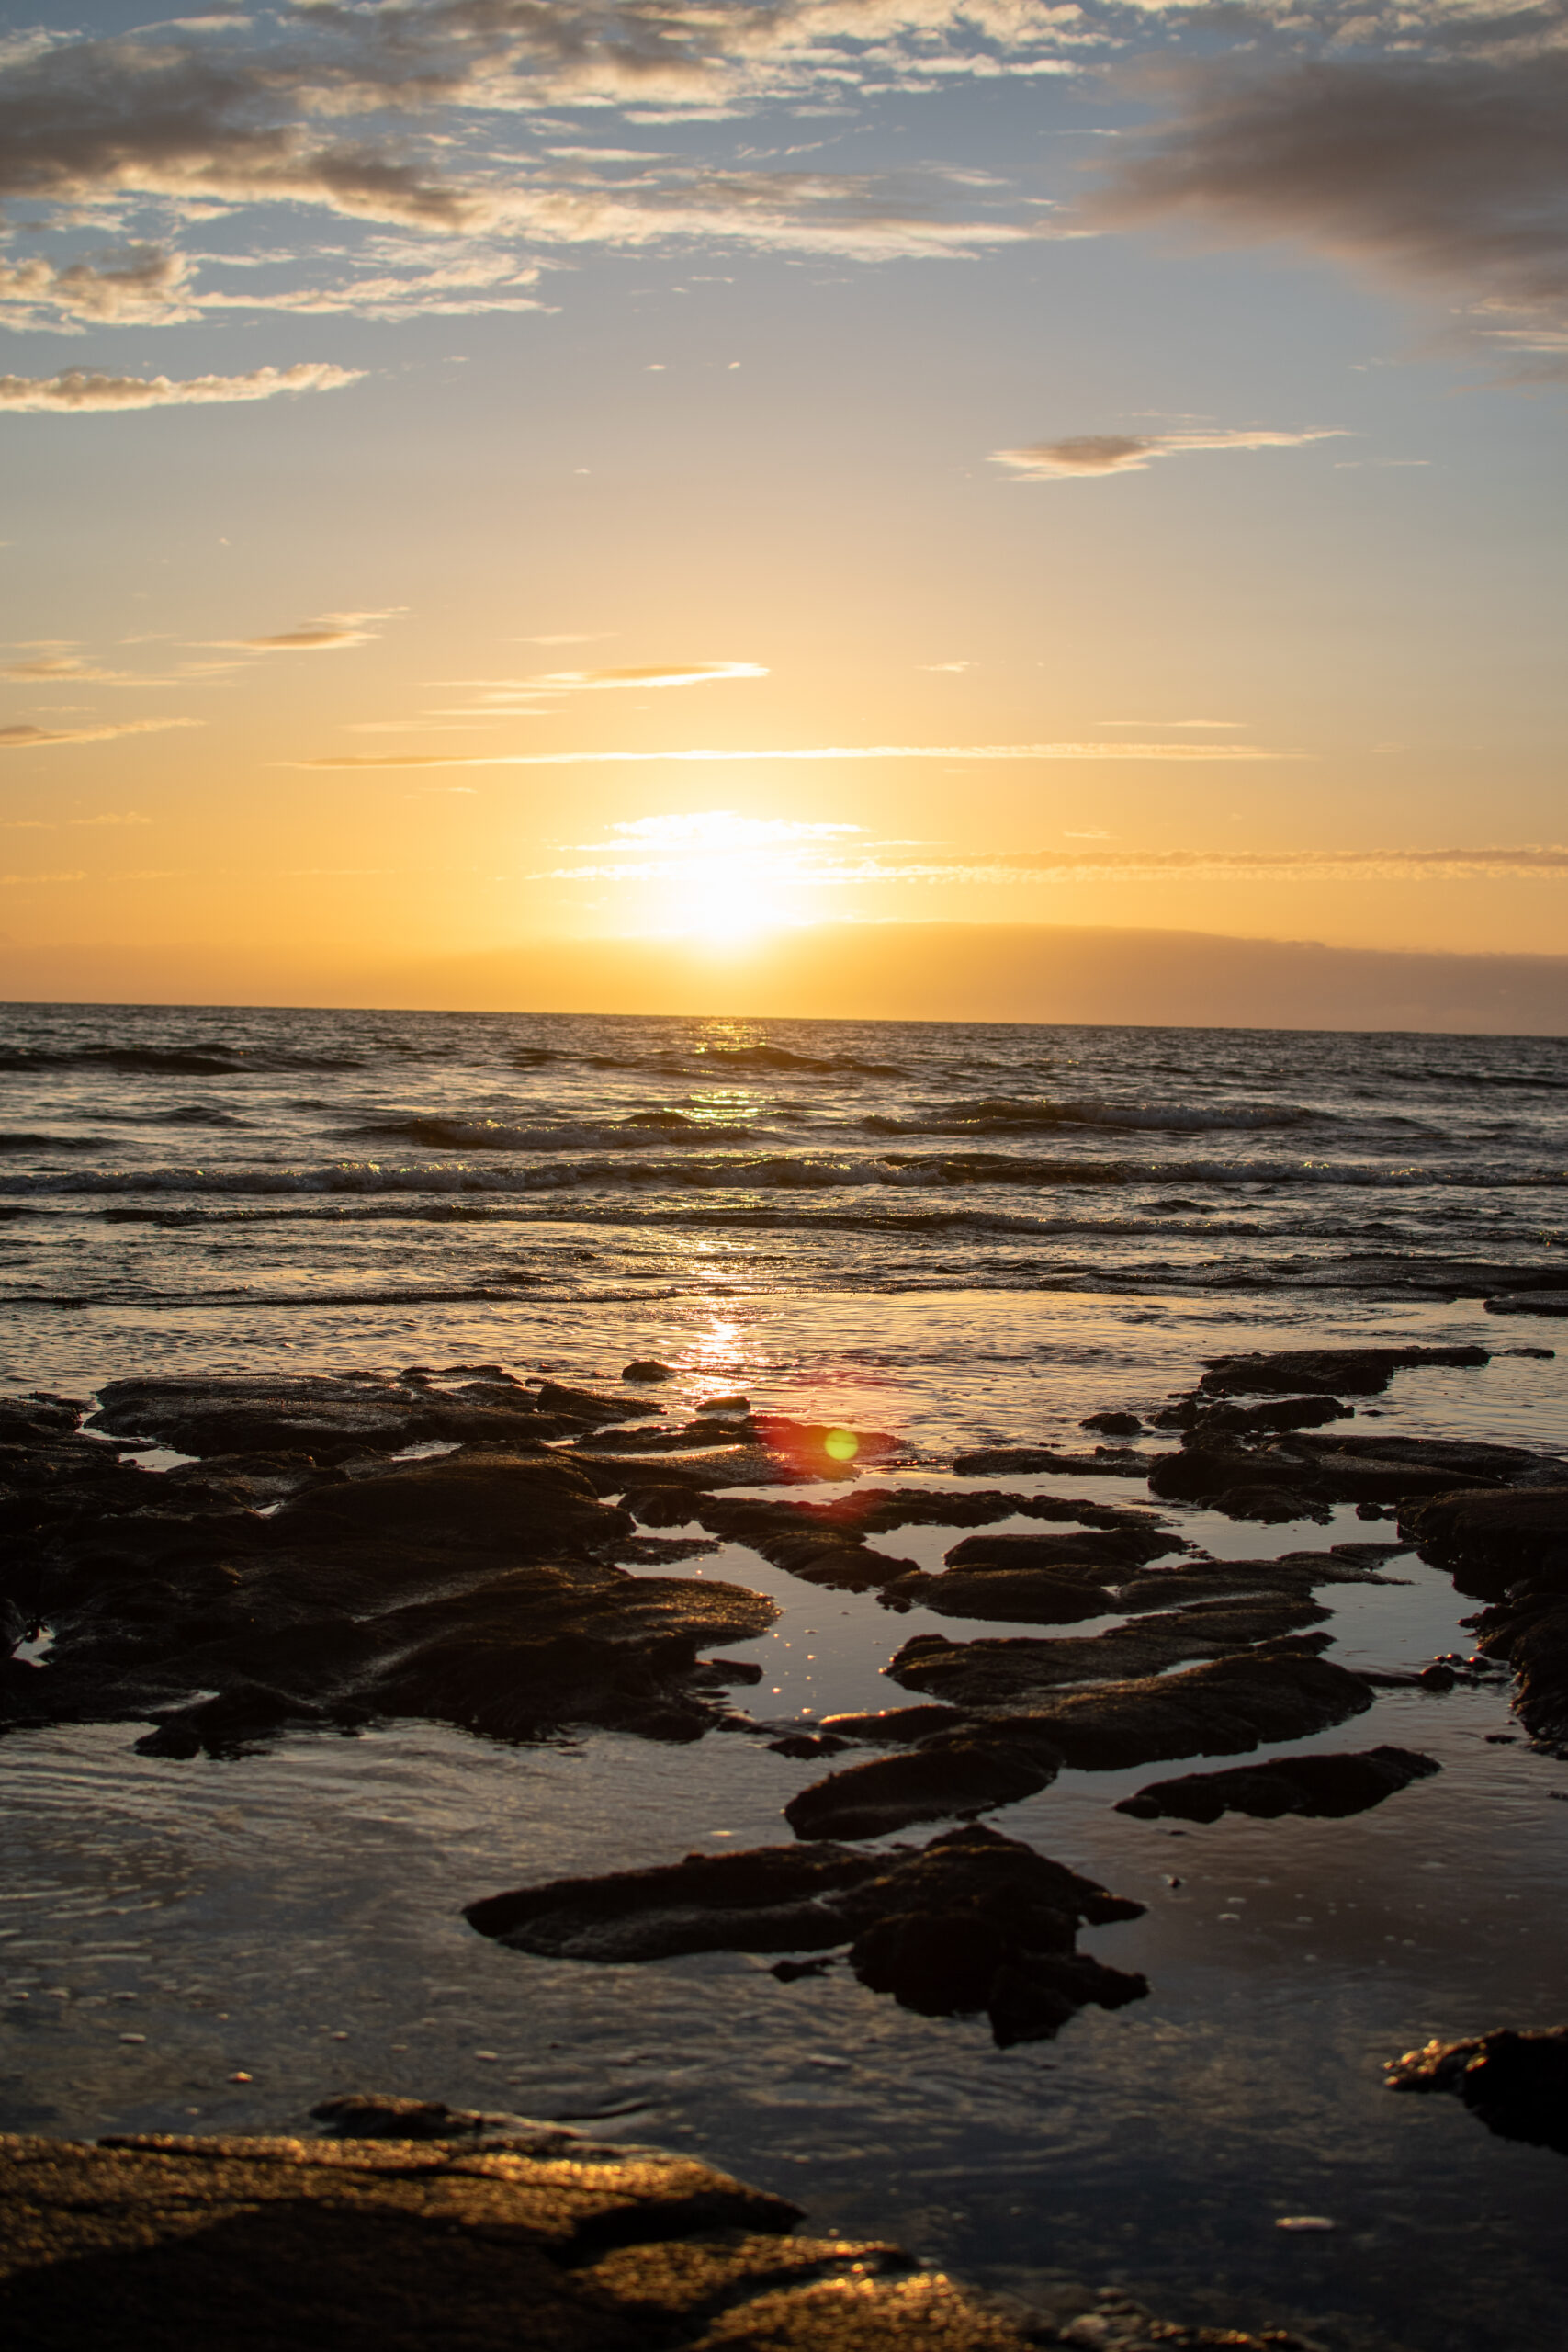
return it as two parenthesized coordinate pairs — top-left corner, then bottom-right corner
(1, 0), (1565, 1014)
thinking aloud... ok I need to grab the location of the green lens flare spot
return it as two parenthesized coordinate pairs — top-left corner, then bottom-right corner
(824, 1429), (859, 1463)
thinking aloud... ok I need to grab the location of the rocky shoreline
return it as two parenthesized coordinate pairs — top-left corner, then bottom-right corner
(5, 1341), (1568, 2337)
(0, 2099), (1323, 2350)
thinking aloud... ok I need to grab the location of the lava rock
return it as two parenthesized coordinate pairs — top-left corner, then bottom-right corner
(466, 1822), (1146, 2048)
(1197, 1345), (1488, 1397)
(887, 1596), (1331, 1703)
(952, 1447), (1149, 1478)
(944, 1527), (1181, 1572)
(621, 1360), (676, 1382)
(889, 1645), (1371, 1770)
(784, 1724), (1064, 1841)
(1115, 1744), (1440, 1822)
(1385, 2026), (1568, 2154)
(1400, 1487), (1568, 1596)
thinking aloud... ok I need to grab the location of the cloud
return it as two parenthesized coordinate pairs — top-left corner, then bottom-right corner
(0, 363), (362, 412)
(0, 243), (199, 329)
(1090, 53), (1568, 369)
(292, 739), (1300, 769)
(990, 426), (1347, 480)
(0, 718), (198, 748)
(528, 836), (1568, 890)
(531, 661), (767, 692)
(236, 610), (399, 654)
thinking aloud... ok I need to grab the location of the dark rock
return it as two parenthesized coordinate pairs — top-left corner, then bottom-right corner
(1080, 1411), (1144, 1436)
(1385, 2026), (1568, 2154)
(605, 1535), (720, 1567)
(888, 1596), (1331, 1703)
(783, 1724), (1064, 1841)
(883, 1566), (1127, 1626)
(1400, 1487), (1568, 1596)
(621, 1359), (675, 1382)
(1115, 1744), (1440, 1823)
(816, 1704), (968, 1743)
(1201, 1395), (1353, 1435)
(534, 1381), (660, 1423)
(943, 1527), (1181, 1572)
(1484, 1292), (1568, 1316)
(467, 1821), (1145, 2048)
(364, 1565), (776, 1745)
(1198, 1344), (1488, 1396)
(889, 1645), (1371, 1770)
(2, 1411), (772, 1755)
(89, 1374), (443, 1458)
(766, 1732), (855, 1759)
(1151, 1430), (1551, 1512)
(132, 1679), (344, 1759)
(271, 1448), (623, 1556)
(951, 1446), (1150, 1478)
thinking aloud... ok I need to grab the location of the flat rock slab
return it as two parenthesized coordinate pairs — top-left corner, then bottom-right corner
(1197, 1345), (1488, 1397)
(86, 1371), (646, 1459)
(467, 1822), (1147, 2047)
(1385, 2027), (1568, 2155)
(784, 1724), (1065, 1841)
(1400, 1487), (1568, 1587)
(0, 2128), (1043, 2351)
(952, 1447), (1150, 1478)
(0, 2124), (1317, 2352)
(1115, 1745), (1440, 1823)
(887, 1597), (1331, 1702)
(888, 1648), (1372, 1770)
(1484, 1292), (1568, 1316)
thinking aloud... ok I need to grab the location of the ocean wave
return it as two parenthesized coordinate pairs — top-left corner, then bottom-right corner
(345, 1113), (762, 1150)
(865, 1096), (1313, 1136)
(0, 1045), (361, 1076)
(3, 1150), (1565, 1200)
(0, 1132), (105, 1152)
(583, 1044), (903, 1078)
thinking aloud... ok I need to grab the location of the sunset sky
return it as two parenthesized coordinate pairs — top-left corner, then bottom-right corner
(2, 0), (1565, 1010)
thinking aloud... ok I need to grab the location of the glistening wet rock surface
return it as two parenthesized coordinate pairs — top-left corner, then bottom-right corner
(1385, 2028), (1568, 2156)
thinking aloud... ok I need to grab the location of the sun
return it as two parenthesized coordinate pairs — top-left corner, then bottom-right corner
(609, 809), (859, 944)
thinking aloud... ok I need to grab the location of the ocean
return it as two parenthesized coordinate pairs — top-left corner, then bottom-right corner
(4, 1001), (1566, 2349)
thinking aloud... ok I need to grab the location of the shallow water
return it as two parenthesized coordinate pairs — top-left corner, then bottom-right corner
(3, 1005), (1567, 2349)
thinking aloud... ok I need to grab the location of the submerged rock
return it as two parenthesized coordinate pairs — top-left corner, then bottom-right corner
(1115, 1745), (1440, 1823)
(1385, 2026), (1568, 2155)
(466, 1821), (1146, 2047)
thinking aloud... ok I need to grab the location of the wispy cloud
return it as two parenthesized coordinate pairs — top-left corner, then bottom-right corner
(0, 364), (362, 413)
(293, 739), (1299, 770)
(530, 837), (1568, 889)
(991, 427), (1347, 481)
(234, 610), (400, 655)
(0, 718), (198, 749)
